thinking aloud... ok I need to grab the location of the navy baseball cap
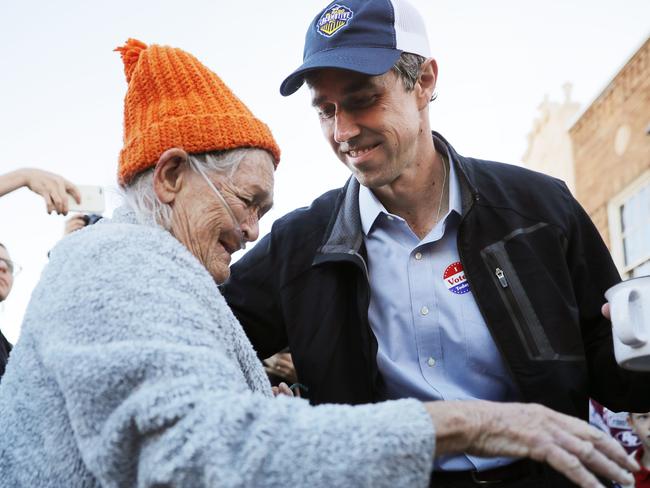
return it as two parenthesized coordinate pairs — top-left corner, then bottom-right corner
(280, 0), (431, 96)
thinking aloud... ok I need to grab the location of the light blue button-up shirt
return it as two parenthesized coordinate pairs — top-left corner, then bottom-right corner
(359, 147), (520, 472)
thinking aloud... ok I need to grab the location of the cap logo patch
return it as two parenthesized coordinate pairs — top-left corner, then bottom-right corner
(316, 5), (354, 37)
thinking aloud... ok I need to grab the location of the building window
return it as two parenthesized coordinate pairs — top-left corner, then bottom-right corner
(608, 171), (650, 278)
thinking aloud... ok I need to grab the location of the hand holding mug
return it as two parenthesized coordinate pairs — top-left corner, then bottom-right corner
(605, 276), (650, 371)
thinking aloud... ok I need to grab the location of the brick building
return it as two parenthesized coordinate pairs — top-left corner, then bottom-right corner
(570, 37), (650, 278)
(524, 37), (649, 278)
(521, 83), (581, 193)
(524, 38), (649, 454)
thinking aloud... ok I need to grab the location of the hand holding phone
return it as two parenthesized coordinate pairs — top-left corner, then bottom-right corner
(16, 168), (81, 215)
(67, 185), (105, 214)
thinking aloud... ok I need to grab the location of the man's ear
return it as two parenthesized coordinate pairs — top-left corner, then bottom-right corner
(415, 58), (438, 110)
(153, 148), (189, 204)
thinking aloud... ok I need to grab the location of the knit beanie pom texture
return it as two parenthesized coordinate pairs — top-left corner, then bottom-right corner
(115, 38), (280, 186)
(114, 38), (148, 83)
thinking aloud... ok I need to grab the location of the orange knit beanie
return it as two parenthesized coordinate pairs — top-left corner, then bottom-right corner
(115, 38), (281, 186)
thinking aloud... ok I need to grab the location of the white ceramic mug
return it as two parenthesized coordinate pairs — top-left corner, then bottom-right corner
(605, 276), (650, 371)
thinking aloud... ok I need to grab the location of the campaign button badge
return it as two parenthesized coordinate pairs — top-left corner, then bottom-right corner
(444, 261), (470, 295)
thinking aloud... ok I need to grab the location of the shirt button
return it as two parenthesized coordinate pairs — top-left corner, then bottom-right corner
(420, 306), (429, 316)
(386, 215), (394, 221)
(415, 252), (423, 260)
(427, 357), (436, 367)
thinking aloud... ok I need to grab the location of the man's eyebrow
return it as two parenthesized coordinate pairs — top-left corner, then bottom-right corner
(343, 78), (376, 94)
(311, 78), (377, 107)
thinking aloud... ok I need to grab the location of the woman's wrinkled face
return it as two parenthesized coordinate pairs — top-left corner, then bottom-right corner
(0, 246), (14, 302)
(170, 152), (274, 284)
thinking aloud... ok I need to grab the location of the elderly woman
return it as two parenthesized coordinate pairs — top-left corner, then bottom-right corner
(0, 40), (637, 488)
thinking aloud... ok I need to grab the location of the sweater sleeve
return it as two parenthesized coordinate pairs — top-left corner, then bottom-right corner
(43, 339), (434, 488)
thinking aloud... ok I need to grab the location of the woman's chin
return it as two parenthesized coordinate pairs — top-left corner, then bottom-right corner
(203, 244), (233, 283)
(209, 260), (231, 284)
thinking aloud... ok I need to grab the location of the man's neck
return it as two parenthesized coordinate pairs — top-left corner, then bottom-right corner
(372, 147), (448, 240)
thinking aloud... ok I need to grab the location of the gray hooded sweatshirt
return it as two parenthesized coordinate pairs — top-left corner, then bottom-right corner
(0, 206), (435, 487)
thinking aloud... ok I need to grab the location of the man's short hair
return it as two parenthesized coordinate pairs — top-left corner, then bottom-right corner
(391, 52), (426, 91)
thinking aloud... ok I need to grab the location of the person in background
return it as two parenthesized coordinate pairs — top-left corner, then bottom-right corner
(264, 350), (298, 385)
(0, 242), (17, 378)
(0, 39), (637, 488)
(63, 213), (103, 235)
(0, 169), (79, 373)
(221, 0), (650, 485)
(0, 168), (80, 215)
(623, 413), (650, 487)
(263, 350), (304, 397)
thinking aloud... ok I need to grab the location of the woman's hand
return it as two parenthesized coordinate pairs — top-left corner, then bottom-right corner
(425, 400), (637, 488)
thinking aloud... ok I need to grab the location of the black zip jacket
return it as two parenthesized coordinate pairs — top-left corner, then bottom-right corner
(0, 329), (11, 379)
(223, 132), (650, 418)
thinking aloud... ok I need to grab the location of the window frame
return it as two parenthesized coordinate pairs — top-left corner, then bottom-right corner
(607, 169), (650, 278)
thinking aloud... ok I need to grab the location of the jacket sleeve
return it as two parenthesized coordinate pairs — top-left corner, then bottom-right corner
(42, 320), (434, 487)
(221, 230), (288, 359)
(566, 193), (650, 412)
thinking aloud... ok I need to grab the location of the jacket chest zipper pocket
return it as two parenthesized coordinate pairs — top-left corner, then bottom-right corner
(481, 247), (560, 361)
(490, 263), (540, 359)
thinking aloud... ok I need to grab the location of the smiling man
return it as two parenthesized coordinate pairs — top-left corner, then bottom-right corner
(222, 0), (650, 486)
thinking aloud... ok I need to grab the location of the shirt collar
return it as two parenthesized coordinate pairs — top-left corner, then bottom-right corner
(446, 146), (463, 217)
(358, 143), (462, 236)
(359, 182), (388, 236)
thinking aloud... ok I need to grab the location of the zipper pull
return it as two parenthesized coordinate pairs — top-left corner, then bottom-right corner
(495, 267), (508, 288)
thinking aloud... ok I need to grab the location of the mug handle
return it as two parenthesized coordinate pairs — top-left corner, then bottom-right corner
(611, 288), (647, 347)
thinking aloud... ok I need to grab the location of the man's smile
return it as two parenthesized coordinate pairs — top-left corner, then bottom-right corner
(342, 142), (381, 163)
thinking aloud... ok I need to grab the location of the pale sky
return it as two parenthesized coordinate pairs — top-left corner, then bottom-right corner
(1, 0), (648, 342)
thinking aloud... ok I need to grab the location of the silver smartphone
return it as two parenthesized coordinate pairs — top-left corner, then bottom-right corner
(67, 185), (105, 214)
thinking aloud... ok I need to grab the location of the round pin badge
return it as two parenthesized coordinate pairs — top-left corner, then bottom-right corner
(443, 261), (470, 295)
